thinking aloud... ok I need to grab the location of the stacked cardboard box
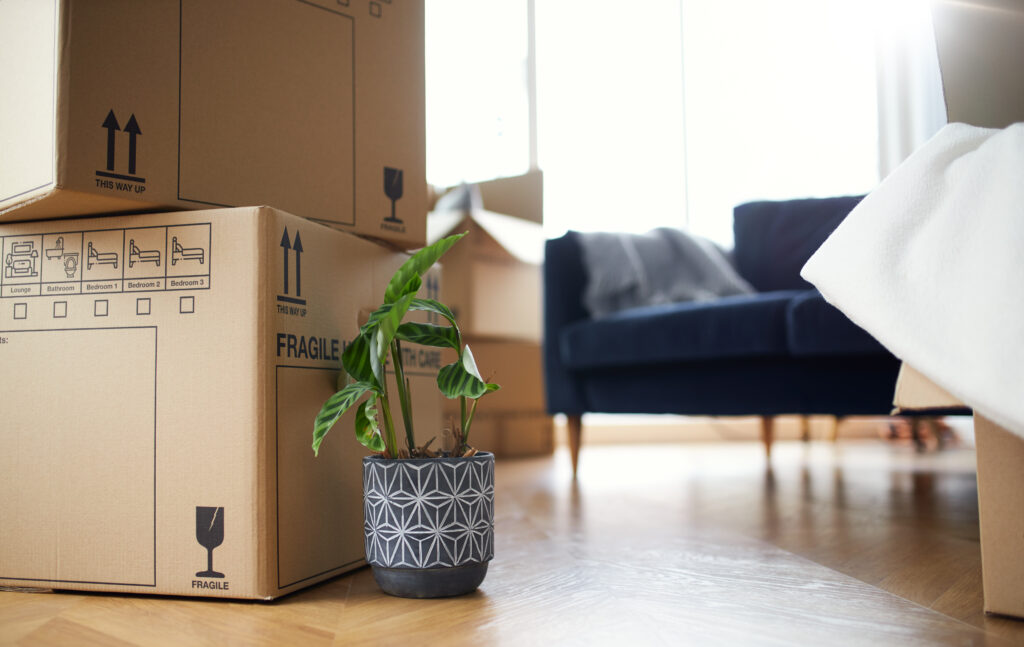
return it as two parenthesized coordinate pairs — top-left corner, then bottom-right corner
(893, 364), (1024, 620)
(0, 0), (426, 250)
(0, 1), (430, 600)
(429, 178), (554, 458)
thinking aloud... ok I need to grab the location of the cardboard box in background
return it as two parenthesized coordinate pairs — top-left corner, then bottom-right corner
(472, 170), (544, 224)
(0, 0), (425, 249)
(466, 414), (555, 459)
(441, 339), (554, 458)
(893, 363), (1024, 619)
(932, 0), (1024, 129)
(428, 209), (544, 342)
(0, 207), (441, 599)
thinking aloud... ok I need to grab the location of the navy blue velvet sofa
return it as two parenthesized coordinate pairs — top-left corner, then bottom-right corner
(543, 196), (904, 473)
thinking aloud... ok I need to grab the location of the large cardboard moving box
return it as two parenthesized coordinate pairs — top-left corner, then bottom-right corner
(0, 0), (425, 249)
(427, 209), (543, 342)
(0, 207), (442, 599)
(442, 339), (554, 457)
(893, 363), (1024, 619)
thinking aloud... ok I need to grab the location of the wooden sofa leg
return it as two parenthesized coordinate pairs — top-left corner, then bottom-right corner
(830, 416), (843, 442)
(910, 417), (927, 452)
(760, 416), (775, 459)
(800, 416), (811, 442)
(567, 415), (583, 478)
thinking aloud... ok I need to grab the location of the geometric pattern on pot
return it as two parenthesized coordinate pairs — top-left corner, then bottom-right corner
(363, 454), (495, 569)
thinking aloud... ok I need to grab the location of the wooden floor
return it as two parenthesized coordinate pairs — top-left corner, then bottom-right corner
(3, 436), (1023, 646)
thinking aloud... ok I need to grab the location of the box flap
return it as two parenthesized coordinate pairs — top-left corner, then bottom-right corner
(473, 170), (544, 224)
(428, 208), (544, 265)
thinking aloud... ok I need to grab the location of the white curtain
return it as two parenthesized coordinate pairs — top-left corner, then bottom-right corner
(873, 0), (948, 178)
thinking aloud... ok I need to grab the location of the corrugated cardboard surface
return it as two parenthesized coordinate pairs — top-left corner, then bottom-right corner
(432, 216), (542, 342)
(0, 0), (426, 249)
(441, 339), (553, 457)
(473, 170), (544, 224)
(467, 413), (554, 458)
(443, 338), (546, 412)
(893, 362), (1024, 618)
(974, 414), (1024, 619)
(932, 0), (1024, 129)
(0, 206), (441, 599)
(892, 363), (963, 410)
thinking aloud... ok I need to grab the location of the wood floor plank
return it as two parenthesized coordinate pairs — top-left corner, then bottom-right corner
(1, 438), (1021, 645)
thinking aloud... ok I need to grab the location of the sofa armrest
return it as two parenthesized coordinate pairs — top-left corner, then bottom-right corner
(543, 231), (590, 414)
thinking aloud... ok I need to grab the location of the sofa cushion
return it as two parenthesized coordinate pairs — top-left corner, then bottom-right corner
(786, 291), (889, 356)
(560, 291), (804, 370)
(733, 195), (864, 292)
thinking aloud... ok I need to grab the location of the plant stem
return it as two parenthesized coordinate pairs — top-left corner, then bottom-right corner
(379, 393), (399, 458)
(391, 339), (415, 452)
(459, 396), (468, 448)
(463, 398), (479, 445)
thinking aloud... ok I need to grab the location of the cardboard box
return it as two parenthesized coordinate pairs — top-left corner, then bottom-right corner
(0, 1), (425, 249)
(932, 0), (1024, 129)
(0, 206), (442, 599)
(428, 209), (543, 341)
(442, 338), (546, 412)
(465, 413), (555, 458)
(441, 339), (553, 457)
(473, 170), (544, 224)
(893, 363), (1024, 619)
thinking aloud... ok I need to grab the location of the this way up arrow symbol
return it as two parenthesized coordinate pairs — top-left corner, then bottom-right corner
(102, 110), (120, 171)
(124, 114), (142, 175)
(293, 231), (303, 297)
(280, 228), (291, 295)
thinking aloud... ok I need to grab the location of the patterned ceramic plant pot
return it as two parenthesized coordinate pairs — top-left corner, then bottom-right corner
(362, 452), (495, 598)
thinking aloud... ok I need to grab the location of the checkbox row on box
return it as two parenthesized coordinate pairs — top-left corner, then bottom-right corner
(10, 297), (196, 320)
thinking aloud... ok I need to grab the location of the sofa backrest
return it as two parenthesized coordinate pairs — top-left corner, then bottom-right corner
(732, 195), (864, 292)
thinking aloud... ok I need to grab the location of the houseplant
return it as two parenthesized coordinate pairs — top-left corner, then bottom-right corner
(312, 232), (499, 598)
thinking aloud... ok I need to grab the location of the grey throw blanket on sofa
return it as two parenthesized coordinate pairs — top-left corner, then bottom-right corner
(578, 228), (755, 318)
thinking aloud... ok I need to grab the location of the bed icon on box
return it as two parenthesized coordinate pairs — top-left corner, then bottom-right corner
(172, 237), (204, 266)
(87, 242), (118, 270)
(129, 239), (161, 268)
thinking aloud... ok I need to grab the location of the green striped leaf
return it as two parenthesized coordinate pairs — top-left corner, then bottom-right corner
(437, 360), (488, 399)
(361, 303), (393, 333)
(396, 322), (459, 349)
(409, 298), (458, 328)
(354, 396), (385, 452)
(374, 292), (415, 370)
(313, 381), (375, 456)
(384, 233), (466, 304)
(342, 331), (375, 386)
(368, 329), (384, 387)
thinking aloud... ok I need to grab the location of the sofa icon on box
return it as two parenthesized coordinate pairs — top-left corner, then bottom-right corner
(4, 241), (38, 279)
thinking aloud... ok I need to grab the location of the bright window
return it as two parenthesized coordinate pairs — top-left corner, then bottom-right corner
(425, 0), (530, 188)
(427, 1), (891, 246)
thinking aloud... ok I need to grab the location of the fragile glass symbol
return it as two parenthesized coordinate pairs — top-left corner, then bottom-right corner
(195, 506), (225, 578)
(384, 167), (403, 223)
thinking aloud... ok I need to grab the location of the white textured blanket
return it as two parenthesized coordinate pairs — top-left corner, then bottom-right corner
(801, 122), (1024, 436)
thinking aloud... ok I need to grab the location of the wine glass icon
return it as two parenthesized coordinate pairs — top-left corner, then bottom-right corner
(383, 167), (404, 223)
(195, 506), (225, 578)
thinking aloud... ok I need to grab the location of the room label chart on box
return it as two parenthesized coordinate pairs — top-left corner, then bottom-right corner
(0, 224), (211, 297)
